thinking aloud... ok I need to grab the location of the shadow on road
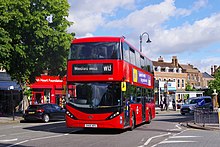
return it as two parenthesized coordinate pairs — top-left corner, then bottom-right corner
(22, 121), (125, 135)
(155, 113), (194, 123)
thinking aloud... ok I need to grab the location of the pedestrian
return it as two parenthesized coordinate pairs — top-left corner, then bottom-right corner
(172, 99), (176, 111)
(160, 98), (163, 111)
(164, 97), (168, 111)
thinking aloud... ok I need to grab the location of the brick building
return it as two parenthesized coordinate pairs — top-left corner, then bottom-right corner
(153, 56), (204, 108)
(211, 65), (220, 76)
(179, 64), (203, 89)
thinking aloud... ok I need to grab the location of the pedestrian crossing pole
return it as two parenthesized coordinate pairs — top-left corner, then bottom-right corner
(218, 108), (220, 128)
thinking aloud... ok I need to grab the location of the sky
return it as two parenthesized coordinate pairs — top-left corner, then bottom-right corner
(67, 0), (220, 74)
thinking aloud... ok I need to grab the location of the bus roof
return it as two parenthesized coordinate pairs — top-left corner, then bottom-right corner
(72, 36), (124, 44)
(71, 36), (152, 61)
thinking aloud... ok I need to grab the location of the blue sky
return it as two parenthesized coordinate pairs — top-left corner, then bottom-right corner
(67, 0), (220, 74)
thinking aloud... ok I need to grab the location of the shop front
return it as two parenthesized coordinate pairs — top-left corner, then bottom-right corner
(30, 75), (66, 107)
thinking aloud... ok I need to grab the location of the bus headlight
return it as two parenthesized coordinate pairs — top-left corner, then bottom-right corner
(66, 110), (78, 120)
(106, 111), (120, 120)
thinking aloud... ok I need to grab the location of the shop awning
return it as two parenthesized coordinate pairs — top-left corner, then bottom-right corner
(0, 81), (21, 91)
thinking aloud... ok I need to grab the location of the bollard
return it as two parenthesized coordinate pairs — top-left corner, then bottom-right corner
(218, 108), (220, 128)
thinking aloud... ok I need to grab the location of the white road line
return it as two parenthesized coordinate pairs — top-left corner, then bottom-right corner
(175, 124), (182, 130)
(167, 124), (182, 131)
(7, 140), (29, 147)
(138, 133), (171, 147)
(170, 135), (201, 138)
(0, 138), (18, 142)
(10, 130), (36, 136)
(0, 135), (6, 137)
(160, 140), (197, 144)
(30, 133), (68, 141)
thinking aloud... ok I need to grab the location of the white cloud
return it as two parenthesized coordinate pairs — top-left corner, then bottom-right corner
(67, 0), (135, 36)
(106, 0), (176, 31)
(195, 56), (220, 74)
(67, 0), (219, 73)
(151, 13), (220, 55)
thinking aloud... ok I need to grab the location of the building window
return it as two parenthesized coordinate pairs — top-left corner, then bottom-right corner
(157, 66), (161, 72)
(182, 79), (185, 88)
(177, 79), (180, 88)
(165, 67), (169, 72)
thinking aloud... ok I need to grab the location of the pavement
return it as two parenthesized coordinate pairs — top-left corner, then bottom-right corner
(0, 113), (23, 124)
(156, 107), (220, 131)
(1, 109), (220, 131)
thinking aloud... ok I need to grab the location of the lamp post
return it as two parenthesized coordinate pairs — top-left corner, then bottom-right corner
(9, 85), (15, 120)
(139, 32), (151, 52)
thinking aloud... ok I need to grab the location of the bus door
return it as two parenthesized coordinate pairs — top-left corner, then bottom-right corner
(141, 97), (146, 121)
(124, 99), (130, 127)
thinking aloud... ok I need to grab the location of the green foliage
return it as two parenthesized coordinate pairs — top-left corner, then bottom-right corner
(209, 69), (220, 94)
(0, 0), (73, 88)
(185, 82), (196, 91)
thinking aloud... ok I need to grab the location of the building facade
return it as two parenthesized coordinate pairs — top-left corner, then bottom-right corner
(30, 75), (66, 107)
(179, 64), (203, 89)
(153, 56), (187, 107)
(153, 56), (206, 108)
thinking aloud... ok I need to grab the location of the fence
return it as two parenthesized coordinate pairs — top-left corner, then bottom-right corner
(194, 108), (219, 126)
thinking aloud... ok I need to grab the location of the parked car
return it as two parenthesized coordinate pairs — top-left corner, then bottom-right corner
(180, 96), (213, 115)
(23, 104), (65, 122)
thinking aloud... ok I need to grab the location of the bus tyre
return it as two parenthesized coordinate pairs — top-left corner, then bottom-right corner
(129, 112), (135, 131)
(146, 111), (152, 124)
(43, 114), (50, 123)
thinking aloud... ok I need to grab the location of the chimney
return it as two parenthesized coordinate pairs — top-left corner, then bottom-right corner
(214, 65), (217, 72)
(158, 56), (164, 62)
(211, 66), (213, 75)
(172, 56), (178, 67)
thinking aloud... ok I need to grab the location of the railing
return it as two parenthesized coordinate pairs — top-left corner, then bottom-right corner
(194, 108), (218, 127)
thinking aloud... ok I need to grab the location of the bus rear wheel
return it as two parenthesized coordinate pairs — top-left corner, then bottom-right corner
(129, 112), (135, 131)
(146, 111), (152, 124)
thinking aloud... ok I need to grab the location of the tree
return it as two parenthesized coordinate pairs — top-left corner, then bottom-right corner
(209, 69), (220, 94)
(0, 0), (73, 87)
(185, 82), (196, 91)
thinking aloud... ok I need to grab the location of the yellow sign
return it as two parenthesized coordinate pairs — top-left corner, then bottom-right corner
(121, 82), (126, 91)
(133, 69), (138, 82)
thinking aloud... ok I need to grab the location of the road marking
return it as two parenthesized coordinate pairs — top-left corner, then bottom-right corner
(175, 124), (182, 130)
(30, 133), (68, 141)
(0, 135), (6, 137)
(7, 140), (29, 147)
(170, 135), (201, 138)
(0, 138), (18, 142)
(6, 128), (80, 147)
(138, 133), (171, 147)
(168, 124), (182, 131)
(160, 140), (197, 144)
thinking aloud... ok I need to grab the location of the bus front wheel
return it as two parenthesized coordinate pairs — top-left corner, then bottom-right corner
(129, 112), (135, 131)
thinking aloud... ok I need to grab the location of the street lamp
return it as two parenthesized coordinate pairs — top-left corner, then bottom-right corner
(9, 85), (15, 120)
(139, 32), (151, 52)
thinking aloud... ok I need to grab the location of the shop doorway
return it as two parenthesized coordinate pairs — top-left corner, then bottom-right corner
(33, 92), (44, 104)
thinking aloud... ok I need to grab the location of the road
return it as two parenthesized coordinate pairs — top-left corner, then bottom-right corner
(0, 111), (218, 147)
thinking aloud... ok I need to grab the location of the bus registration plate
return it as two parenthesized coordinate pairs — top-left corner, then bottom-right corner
(85, 124), (97, 128)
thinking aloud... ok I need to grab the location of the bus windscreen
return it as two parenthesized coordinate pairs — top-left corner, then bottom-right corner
(69, 82), (121, 108)
(69, 42), (120, 60)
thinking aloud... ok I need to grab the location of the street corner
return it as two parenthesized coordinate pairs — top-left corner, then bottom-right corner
(186, 122), (220, 131)
(0, 116), (23, 124)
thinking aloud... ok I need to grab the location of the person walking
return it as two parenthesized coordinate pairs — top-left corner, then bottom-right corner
(172, 99), (176, 111)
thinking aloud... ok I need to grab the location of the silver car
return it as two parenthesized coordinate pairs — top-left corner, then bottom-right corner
(180, 96), (213, 115)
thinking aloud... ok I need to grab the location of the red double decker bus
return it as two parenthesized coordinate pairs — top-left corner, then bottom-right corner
(65, 36), (155, 130)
